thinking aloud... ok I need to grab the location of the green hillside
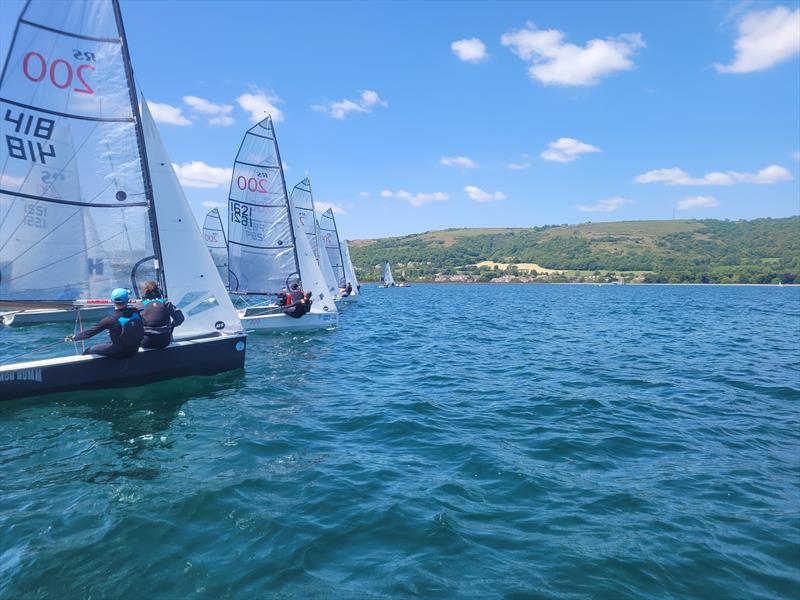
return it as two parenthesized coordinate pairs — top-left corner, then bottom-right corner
(349, 217), (800, 284)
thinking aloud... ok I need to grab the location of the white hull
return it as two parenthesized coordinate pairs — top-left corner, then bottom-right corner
(239, 310), (338, 333)
(337, 293), (359, 303)
(1, 305), (113, 327)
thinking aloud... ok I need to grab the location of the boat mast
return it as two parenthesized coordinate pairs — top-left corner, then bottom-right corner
(113, 0), (167, 297)
(271, 118), (302, 289)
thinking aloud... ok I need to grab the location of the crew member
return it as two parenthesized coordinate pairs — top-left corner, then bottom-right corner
(284, 291), (313, 319)
(135, 280), (184, 349)
(66, 288), (143, 358)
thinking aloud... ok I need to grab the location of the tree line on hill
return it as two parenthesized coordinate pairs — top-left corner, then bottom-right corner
(349, 217), (799, 284)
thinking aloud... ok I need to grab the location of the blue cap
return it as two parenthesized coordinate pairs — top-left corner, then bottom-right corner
(110, 288), (129, 303)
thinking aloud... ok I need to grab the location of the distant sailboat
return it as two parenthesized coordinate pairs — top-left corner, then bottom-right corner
(226, 118), (337, 332)
(202, 207), (229, 287)
(0, 0), (247, 400)
(379, 262), (396, 287)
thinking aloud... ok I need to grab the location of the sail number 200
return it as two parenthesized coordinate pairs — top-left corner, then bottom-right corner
(22, 51), (95, 94)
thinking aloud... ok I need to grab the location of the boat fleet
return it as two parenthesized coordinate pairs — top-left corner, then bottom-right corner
(0, 0), (384, 402)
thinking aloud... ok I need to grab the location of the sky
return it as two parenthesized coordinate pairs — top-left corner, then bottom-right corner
(1, 0), (799, 240)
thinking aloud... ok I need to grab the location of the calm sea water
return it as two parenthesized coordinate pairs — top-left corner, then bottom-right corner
(1, 284), (798, 599)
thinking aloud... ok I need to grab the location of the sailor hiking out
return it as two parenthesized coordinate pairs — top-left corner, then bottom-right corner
(284, 291), (313, 319)
(66, 289), (144, 358)
(134, 281), (185, 349)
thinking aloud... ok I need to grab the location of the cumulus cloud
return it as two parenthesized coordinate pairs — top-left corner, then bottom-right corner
(501, 23), (644, 86)
(464, 185), (506, 202)
(634, 164), (793, 185)
(237, 89), (284, 123)
(172, 161), (232, 189)
(315, 201), (345, 215)
(440, 155), (478, 168)
(677, 196), (720, 210)
(381, 189), (449, 207)
(201, 200), (224, 210)
(541, 137), (601, 163)
(451, 38), (488, 63)
(147, 101), (191, 126)
(359, 192), (370, 198)
(577, 196), (630, 213)
(184, 95), (234, 126)
(507, 162), (530, 171)
(312, 90), (388, 119)
(715, 7), (800, 73)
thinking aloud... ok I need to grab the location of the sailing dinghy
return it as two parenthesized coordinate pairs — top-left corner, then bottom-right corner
(379, 262), (396, 287)
(318, 208), (359, 302)
(290, 177), (339, 300)
(340, 240), (360, 302)
(227, 118), (337, 332)
(0, 0), (246, 401)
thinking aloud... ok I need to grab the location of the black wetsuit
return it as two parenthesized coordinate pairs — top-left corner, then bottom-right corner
(74, 306), (144, 358)
(136, 297), (185, 349)
(283, 298), (312, 319)
(346, 283), (353, 295)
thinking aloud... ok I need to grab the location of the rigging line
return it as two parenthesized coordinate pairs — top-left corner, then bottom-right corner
(4, 338), (67, 363)
(0, 118), (102, 251)
(7, 228), (124, 282)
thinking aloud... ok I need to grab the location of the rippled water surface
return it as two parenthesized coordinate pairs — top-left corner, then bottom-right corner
(1, 284), (799, 599)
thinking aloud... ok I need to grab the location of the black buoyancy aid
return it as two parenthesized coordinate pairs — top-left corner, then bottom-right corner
(116, 308), (144, 347)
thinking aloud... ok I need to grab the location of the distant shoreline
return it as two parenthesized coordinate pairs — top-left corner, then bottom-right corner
(362, 281), (798, 287)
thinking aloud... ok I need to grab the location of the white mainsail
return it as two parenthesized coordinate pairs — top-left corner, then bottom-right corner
(227, 116), (297, 295)
(289, 199), (337, 315)
(1, 0), (156, 303)
(318, 208), (346, 288)
(382, 262), (396, 286)
(341, 241), (360, 292)
(202, 207), (228, 285)
(140, 102), (242, 339)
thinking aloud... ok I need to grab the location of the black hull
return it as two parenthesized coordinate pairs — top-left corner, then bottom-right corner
(0, 334), (246, 402)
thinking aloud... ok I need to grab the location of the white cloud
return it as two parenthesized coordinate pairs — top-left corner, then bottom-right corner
(312, 90), (388, 119)
(464, 185), (506, 202)
(541, 137), (601, 163)
(172, 161), (232, 189)
(440, 155), (478, 168)
(507, 162), (531, 170)
(359, 192), (370, 198)
(451, 38), (488, 63)
(147, 101), (191, 126)
(715, 7), (800, 74)
(634, 164), (793, 185)
(501, 23), (644, 86)
(677, 196), (720, 210)
(577, 196), (630, 212)
(201, 200), (224, 210)
(183, 95), (234, 126)
(315, 201), (345, 215)
(237, 89), (284, 123)
(381, 189), (448, 207)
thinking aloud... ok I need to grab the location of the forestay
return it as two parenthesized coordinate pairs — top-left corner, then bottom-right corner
(0, 0), (158, 302)
(318, 208), (346, 288)
(227, 116), (298, 295)
(202, 207), (228, 285)
(140, 102), (242, 339)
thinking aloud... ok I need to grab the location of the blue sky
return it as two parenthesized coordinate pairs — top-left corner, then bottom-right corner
(2, 0), (799, 239)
